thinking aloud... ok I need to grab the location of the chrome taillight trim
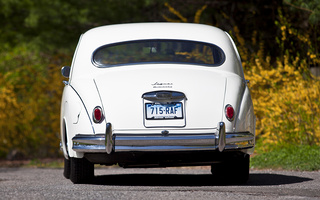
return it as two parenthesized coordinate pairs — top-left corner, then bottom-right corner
(92, 106), (103, 123)
(225, 104), (235, 121)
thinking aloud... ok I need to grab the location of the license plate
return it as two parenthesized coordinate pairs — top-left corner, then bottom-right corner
(145, 102), (183, 120)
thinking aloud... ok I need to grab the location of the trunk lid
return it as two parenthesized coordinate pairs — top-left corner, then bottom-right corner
(94, 64), (226, 130)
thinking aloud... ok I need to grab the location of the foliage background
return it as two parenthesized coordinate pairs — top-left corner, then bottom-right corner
(0, 0), (319, 161)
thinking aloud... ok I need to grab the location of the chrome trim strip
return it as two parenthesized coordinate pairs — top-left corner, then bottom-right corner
(142, 91), (186, 101)
(105, 123), (113, 154)
(72, 134), (105, 145)
(72, 128), (254, 153)
(226, 132), (254, 143)
(115, 134), (217, 146)
(218, 122), (226, 152)
(115, 145), (218, 152)
(62, 80), (69, 85)
(73, 144), (106, 152)
(225, 131), (255, 150)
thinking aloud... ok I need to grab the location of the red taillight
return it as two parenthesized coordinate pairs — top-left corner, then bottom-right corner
(225, 104), (235, 121)
(93, 106), (103, 123)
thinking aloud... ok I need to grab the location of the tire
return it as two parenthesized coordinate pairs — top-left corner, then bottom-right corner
(62, 125), (71, 179)
(211, 154), (250, 184)
(70, 157), (94, 184)
(63, 157), (71, 179)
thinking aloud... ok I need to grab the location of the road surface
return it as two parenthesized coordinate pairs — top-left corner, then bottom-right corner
(0, 167), (319, 199)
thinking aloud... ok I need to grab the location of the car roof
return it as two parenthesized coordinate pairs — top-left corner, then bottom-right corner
(70, 23), (244, 80)
(81, 23), (228, 49)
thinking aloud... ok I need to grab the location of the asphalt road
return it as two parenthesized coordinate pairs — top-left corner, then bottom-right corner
(0, 167), (319, 199)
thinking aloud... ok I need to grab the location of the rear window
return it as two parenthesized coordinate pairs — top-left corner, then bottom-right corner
(92, 40), (225, 67)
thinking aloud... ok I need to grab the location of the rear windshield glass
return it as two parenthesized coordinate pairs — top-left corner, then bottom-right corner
(92, 40), (225, 67)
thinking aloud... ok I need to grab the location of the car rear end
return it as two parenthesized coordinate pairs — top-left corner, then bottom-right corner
(61, 23), (255, 183)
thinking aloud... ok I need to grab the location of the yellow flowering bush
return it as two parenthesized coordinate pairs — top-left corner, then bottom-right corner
(162, 3), (207, 23)
(240, 11), (320, 149)
(0, 46), (67, 158)
(244, 55), (320, 149)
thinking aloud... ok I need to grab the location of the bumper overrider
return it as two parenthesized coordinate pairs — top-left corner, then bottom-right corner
(72, 122), (254, 154)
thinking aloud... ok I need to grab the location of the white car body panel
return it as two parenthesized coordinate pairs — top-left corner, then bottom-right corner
(60, 22), (255, 164)
(92, 65), (226, 130)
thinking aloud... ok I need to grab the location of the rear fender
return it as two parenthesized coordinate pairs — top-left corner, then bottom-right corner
(223, 75), (246, 132)
(61, 85), (94, 158)
(236, 86), (256, 135)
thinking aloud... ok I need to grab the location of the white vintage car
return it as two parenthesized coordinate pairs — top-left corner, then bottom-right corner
(60, 23), (255, 184)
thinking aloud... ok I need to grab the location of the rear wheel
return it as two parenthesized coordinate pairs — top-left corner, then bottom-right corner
(70, 157), (94, 184)
(62, 125), (71, 179)
(63, 157), (71, 179)
(211, 154), (250, 184)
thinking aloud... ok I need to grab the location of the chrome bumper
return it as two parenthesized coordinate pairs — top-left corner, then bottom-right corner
(72, 122), (254, 154)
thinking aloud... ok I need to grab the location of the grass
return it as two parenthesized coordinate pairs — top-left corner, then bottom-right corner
(0, 158), (64, 168)
(27, 158), (64, 168)
(251, 144), (320, 171)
